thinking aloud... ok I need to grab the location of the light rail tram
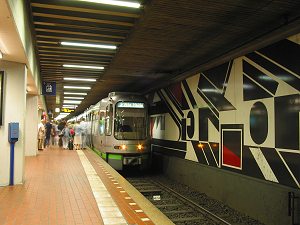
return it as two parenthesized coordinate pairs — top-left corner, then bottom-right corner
(82, 92), (150, 170)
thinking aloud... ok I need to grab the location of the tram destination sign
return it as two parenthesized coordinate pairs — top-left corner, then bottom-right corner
(117, 102), (144, 108)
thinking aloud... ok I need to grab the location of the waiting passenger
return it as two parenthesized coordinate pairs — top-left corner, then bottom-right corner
(57, 119), (66, 147)
(44, 119), (52, 148)
(80, 118), (87, 149)
(61, 124), (71, 150)
(38, 120), (45, 150)
(73, 120), (82, 150)
(50, 122), (58, 146)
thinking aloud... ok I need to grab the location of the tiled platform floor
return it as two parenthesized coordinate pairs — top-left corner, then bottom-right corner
(0, 147), (104, 225)
(0, 147), (163, 225)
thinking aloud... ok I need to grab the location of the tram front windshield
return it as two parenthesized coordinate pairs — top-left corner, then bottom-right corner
(114, 102), (146, 140)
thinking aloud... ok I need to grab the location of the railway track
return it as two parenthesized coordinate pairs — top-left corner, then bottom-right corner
(127, 177), (232, 225)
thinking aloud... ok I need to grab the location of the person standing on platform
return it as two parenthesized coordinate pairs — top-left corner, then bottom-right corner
(50, 121), (58, 146)
(61, 124), (71, 149)
(73, 120), (82, 150)
(57, 119), (66, 147)
(44, 120), (52, 148)
(80, 118), (87, 149)
(38, 120), (45, 150)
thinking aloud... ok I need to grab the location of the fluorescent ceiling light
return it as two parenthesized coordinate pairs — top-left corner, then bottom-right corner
(60, 113), (70, 115)
(64, 86), (91, 90)
(78, 0), (141, 8)
(63, 64), (104, 70)
(64, 97), (84, 100)
(64, 100), (82, 104)
(63, 77), (96, 82)
(64, 92), (87, 96)
(61, 41), (116, 50)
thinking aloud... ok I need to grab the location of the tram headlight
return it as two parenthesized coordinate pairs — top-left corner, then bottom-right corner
(121, 144), (127, 150)
(137, 144), (143, 151)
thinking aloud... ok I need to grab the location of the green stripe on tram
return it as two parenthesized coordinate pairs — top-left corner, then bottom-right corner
(91, 147), (121, 160)
(108, 154), (122, 160)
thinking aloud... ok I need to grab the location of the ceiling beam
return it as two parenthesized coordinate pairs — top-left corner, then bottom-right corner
(39, 53), (111, 61)
(38, 49), (113, 57)
(33, 12), (134, 27)
(34, 21), (130, 34)
(31, 3), (140, 18)
(40, 59), (110, 65)
(40, 57), (110, 63)
(36, 28), (126, 39)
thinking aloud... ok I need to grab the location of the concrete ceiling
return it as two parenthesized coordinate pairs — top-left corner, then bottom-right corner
(0, 0), (39, 97)
(0, 0), (26, 63)
(27, 0), (300, 118)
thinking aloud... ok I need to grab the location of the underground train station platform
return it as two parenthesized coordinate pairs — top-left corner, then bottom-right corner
(0, 148), (172, 225)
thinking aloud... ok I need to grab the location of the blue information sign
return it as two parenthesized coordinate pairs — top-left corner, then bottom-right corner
(42, 82), (56, 96)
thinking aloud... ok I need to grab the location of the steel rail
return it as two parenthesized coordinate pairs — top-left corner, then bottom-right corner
(150, 179), (232, 225)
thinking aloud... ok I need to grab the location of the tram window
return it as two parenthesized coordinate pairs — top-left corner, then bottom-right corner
(105, 104), (113, 135)
(114, 102), (147, 140)
(99, 111), (105, 136)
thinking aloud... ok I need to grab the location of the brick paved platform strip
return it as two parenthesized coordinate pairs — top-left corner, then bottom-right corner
(83, 150), (156, 225)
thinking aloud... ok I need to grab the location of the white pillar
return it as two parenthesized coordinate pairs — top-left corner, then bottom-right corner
(0, 61), (26, 186)
(25, 95), (38, 156)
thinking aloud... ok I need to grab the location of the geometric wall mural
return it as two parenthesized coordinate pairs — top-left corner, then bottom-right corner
(149, 35), (300, 189)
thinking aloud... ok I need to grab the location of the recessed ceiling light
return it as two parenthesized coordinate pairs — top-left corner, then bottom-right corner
(64, 92), (87, 96)
(78, 0), (141, 8)
(64, 100), (82, 104)
(63, 77), (97, 82)
(64, 86), (91, 90)
(63, 64), (104, 70)
(61, 41), (116, 50)
(64, 97), (84, 100)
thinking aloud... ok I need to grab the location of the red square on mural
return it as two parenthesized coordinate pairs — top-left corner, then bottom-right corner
(222, 129), (242, 169)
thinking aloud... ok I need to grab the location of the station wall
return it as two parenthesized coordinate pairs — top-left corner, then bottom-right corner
(149, 34), (300, 190)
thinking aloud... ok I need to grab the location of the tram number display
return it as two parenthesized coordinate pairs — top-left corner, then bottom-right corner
(117, 102), (144, 108)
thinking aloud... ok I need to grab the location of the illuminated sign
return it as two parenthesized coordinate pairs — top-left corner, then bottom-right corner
(61, 108), (75, 113)
(42, 81), (56, 96)
(117, 102), (144, 108)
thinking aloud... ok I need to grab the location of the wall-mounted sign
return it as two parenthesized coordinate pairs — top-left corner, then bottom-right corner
(117, 102), (144, 108)
(42, 81), (56, 96)
(61, 108), (75, 113)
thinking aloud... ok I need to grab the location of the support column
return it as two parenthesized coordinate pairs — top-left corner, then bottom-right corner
(25, 95), (38, 156)
(0, 61), (27, 186)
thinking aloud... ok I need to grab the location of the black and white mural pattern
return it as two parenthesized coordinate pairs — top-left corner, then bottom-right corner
(149, 34), (300, 189)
